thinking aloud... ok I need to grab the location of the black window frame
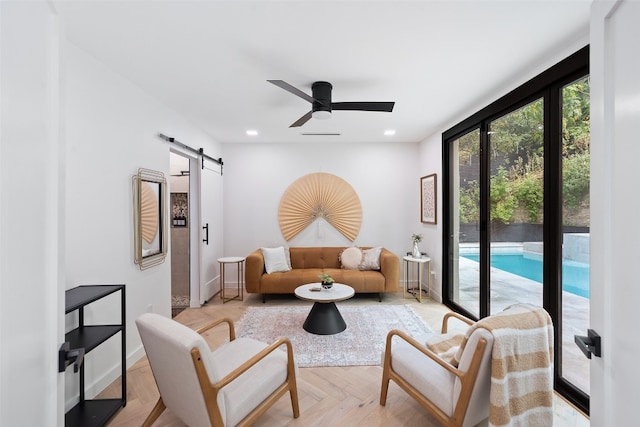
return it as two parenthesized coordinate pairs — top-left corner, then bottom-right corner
(442, 45), (590, 414)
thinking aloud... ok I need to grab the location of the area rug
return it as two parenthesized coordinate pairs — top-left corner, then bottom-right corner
(235, 304), (432, 367)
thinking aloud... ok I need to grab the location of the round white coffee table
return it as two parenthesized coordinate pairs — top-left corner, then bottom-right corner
(294, 283), (355, 335)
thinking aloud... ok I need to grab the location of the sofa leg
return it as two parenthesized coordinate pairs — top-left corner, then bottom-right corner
(379, 293), (382, 302)
(262, 294), (266, 303)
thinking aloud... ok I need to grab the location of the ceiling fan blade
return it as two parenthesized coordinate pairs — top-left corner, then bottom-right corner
(289, 111), (313, 128)
(331, 102), (395, 112)
(267, 80), (315, 104)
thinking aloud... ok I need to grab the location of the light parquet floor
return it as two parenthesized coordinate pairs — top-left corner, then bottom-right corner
(100, 292), (589, 427)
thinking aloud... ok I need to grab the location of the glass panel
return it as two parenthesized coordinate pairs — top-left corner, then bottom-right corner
(561, 76), (590, 395)
(450, 129), (481, 317)
(487, 99), (544, 314)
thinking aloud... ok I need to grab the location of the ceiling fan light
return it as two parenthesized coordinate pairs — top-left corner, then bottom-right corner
(312, 110), (331, 120)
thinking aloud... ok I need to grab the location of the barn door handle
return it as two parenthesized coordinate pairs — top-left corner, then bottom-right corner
(203, 223), (209, 245)
(575, 329), (601, 359)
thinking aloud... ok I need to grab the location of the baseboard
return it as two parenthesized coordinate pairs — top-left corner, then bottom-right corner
(199, 274), (220, 304)
(64, 345), (146, 412)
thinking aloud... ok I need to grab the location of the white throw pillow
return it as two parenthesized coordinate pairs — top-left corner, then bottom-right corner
(261, 246), (291, 274)
(359, 246), (383, 270)
(340, 247), (363, 270)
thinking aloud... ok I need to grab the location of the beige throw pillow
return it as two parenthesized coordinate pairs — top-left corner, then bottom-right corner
(340, 247), (362, 270)
(359, 246), (383, 270)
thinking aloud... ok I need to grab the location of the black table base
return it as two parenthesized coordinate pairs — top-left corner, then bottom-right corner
(302, 302), (347, 335)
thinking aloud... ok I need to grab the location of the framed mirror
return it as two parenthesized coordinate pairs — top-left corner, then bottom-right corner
(132, 168), (167, 270)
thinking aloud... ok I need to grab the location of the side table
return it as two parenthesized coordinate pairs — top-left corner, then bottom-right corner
(402, 255), (431, 302)
(218, 256), (245, 303)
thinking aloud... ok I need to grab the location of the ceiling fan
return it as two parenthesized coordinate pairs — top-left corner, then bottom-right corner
(267, 80), (395, 128)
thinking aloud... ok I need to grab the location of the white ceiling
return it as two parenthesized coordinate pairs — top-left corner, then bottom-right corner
(54, 0), (590, 144)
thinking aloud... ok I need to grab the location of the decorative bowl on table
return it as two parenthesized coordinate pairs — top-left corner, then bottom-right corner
(319, 272), (334, 290)
(321, 281), (333, 290)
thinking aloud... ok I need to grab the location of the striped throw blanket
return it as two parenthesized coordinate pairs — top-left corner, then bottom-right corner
(425, 304), (554, 427)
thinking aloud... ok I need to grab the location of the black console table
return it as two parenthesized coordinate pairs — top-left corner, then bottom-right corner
(61, 284), (126, 427)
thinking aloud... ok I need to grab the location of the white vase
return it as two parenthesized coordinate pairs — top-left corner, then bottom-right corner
(412, 242), (421, 258)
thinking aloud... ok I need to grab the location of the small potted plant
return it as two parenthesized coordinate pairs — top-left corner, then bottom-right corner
(411, 233), (423, 258)
(319, 272), (334, 290)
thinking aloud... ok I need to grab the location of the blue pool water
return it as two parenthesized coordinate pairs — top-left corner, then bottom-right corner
(461, 253), (590, 298)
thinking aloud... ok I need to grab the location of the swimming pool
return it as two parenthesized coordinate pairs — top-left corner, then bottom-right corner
(461, 253), (590, 298)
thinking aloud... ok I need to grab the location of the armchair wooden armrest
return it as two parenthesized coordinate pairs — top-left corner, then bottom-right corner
(192, 336), (300, 426)
(211, 337), (296, 391)
(441, 312), (474, 333)
(382, 329), (465, 377)
(195, 317), (236, 341)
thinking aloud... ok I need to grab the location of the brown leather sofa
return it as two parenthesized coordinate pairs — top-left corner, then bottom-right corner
(245, 246), (399, 302)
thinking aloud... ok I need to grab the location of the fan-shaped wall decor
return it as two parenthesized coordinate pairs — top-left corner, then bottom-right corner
(278, 172), (362, 241)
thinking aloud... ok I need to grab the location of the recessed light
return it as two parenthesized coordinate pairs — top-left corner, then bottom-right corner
(246, 130), (258, 136)
(384, 129), (396, 136)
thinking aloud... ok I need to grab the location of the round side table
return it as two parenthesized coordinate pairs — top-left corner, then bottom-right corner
(218, 256), (245, 303)
(402, 255), (431, 302)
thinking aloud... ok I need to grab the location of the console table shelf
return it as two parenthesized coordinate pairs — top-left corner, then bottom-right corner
(63, 284), (126, 427)
(65, 399), (124, 427)
(66, 325), (123, 353)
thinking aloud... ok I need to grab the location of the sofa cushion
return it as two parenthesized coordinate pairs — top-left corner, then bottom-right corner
(261, 246), (291, 274)
(340, 247), (362, 270)
(359, 246), (382, 270)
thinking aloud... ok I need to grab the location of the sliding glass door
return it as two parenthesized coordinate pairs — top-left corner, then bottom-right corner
(488, 99), (544, 314)
(449, 129), (481, 317)
(443, 47), (589, 412)
(560, 76), (590, 398)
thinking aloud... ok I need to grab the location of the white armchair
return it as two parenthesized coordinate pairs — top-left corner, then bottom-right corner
(380, 312), (493, 427)
(136, 313), (300, 427)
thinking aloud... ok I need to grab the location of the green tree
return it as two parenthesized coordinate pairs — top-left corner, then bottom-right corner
(514, 173), (544, 222)
(490, 168), (517, 223)
(459, 180), (479, 223)
(563, 152), (590, 209)
(562, 77), (590, 156)
(457, 77), (590, 226)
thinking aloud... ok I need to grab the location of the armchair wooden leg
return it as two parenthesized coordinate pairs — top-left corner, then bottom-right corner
(289, 384), (300, 418)
(141, 397), (166, 427)
(380, 370), (391, 406)
(380, 335), (393, 406)
(287, 356), (300, 418)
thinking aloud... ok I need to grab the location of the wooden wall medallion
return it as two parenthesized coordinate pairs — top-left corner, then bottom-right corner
(278, 172), (362, 241)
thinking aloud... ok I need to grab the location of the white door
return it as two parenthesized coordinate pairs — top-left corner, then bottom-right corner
(1, 2), (64, 425)
(198, 156), (223, 304)
(590, 1), (640, 424)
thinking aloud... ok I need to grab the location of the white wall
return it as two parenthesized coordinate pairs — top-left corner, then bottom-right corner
(417, 133), (443, 300)
(0, 1), (64, 425)
(63, 40), (221, 407)
(222, 142), (420, 272)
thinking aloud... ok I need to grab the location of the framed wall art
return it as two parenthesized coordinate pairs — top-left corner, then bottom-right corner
(171, 192), (188, 227)
(420, 173), (437, 224)
(132, 168), (168, 270)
